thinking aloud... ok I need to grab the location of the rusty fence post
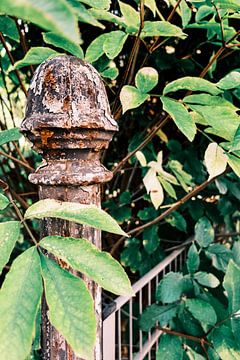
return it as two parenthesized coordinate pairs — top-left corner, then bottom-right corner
(21, 55), (118, 359)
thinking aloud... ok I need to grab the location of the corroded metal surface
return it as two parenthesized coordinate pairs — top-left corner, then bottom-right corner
(21, 55), (118, 360)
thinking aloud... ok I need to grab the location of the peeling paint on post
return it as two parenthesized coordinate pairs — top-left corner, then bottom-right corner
(21, 55), (118, 360)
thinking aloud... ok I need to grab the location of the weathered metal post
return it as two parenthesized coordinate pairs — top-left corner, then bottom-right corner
(21, 55), (118, 359)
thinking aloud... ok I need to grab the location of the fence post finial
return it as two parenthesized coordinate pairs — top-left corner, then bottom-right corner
(21, 55), (118, 360)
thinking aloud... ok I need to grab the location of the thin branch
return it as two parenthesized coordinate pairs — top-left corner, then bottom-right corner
(0, 149), (34, 172)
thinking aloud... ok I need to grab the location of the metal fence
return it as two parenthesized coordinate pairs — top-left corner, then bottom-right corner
(103, 245), (188, 360)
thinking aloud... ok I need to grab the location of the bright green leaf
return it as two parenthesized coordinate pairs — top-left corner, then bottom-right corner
(25, 199), (127, 236)
(141, 21), (187, 39)
(229, 126), (240, 152)
(0, 0), (80, 43)
(103, 30), (128, 59)
(227, 154), (240, 177)
(161, 96), (196, 141)
(169, 160), (193, 192)
(100, 67), (119, 79)
(139, 304), (177, 331)
(41, 254), (96, 360)
(215, 0), (240, 11)
(223, 260), (240, 344)
(14, 47), (60, 69)
(40, 236), (133, 295)
(135, 67), (158, 93)
(80, 0), (110, 10)
(43, 32), (83, 58)
(163, 77), (222, 96)
(0, 128), (22, 146)
(158, 175), (177, 199)
(217, 71), (240, 90)
(0, 247), (42, 360)
(204, 143), (228, 179)
(156, 272), (184, 303)
(0, 221), (20, 274)
(187, 243), (200, 274)
(144, 0), (156, 16)
(0, 15), (19, 42)
(120, 85), (148, 113)
(89, 9), (125, 27)
(180, 0), (191, 28)
(185, 298), (217, 325)
(194, 272), (220, 288)
(195, 217), (214, 248)
(183, 94), (237, 110)
(157, 334), (183, 360)
(67, 0), (104, 28)
(85, 33), (108, 63)
(119, 1), (139, 32)
(0, 194), (9, 210)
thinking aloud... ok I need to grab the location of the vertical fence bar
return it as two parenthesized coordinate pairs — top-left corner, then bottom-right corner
(118, 310), (122, 360)
(21, 55), (118, 359)
(129, 299), (133, 360)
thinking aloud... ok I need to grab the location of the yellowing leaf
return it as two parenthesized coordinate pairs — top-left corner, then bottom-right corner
(204, 143), (228, 179)
(135, 67), (158, 93)
(143, 168), (164, 209)
(135, 151), (147, 167)
(120, 85), (148, 113)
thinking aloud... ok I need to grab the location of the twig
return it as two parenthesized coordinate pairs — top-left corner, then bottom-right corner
(0, 149), (34, 172)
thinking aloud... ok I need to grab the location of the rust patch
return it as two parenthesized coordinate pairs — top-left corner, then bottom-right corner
(62, 95), (71, 111)
(40, 129), (54, 146)
(44, 68), (56, 88)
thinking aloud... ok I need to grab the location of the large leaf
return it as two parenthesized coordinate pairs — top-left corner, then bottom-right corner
(0, 193), (9, 210)
(119, 1), (139, 32)
(120, 85), (149, 114)
(204, 143), (228, 179)
(85, 33), (108, 62)
(141, 21), (187, 39)
(210, 325), (240, 360)
(194, 217), (214, 248)
(217, 71), (240, 90)
(0, 15), (19, 42)
(0, 128), (22, 146)
(156, 272), (184, 303)
(156, 334), (183, 360)
(135, 67), (159, 93)
(40, 254), (96, 360)
(103, 30), (128, 59)
(183, 94), (238, 110)
(139, 304), (177, 331)
(187, 243), (200, 274)
(163, 77), (222, 96)
(185, 298), (217, 326)
(67, 0), (104, 28)
(24, 199), (127, 236)
(40, 236), (132, 295)
(43, 32), (83, 58)
(194, 272), (220, 288)
(80, 0), (110, 10)
(0, 0), (80, 43)
(229, 125), (240, 152)
(161, 96), (196, 141)
(14, 47), (60, 69)
(205, 244), (232, 272)
(223, 260), (240, 345)
(227, 154), (240, 178)
(0, 247), (42, 360)
(0, 221), (20, 275)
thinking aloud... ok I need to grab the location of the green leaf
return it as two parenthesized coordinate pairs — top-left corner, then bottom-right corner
(119, 1), (139, 32)
(158, 175), (177, 199)
(25, 199), (127, 236)
(120, 85), (149, 114)
(85, 33), (108, 63)
(232, 242), (240, 267)
(67, 0), (104, 28)
(210, 325), (240, 360)
(43, 32), (83, 58)
(100, 67), (119, 79)
(141, 21), (187, 39)
(40, 236), (132, 295)
(161, 96), (197, 141)
(0, 15), (19, 42)
(183, 93), (237, 110)
(0, 221), (20, 274)
(229, 126), (240, 152)
(217, 71), (240, 90)
(0, 128), (22, 146)
(40, 254), (96, 359)
(156, 272), (184, 303)
(135, 67), (158, 93)
(0, 0), (80, 44)
(120, 238), (142, 273)
(186, 348), (205, 360)
(0, 193), (9, 210)
(156, 334), (183, 360)
(187, 243), (200, 274)
(165, 211), (187, 232)
(223, 260), (240, 345)
(80, 0), (110, 9)
(163, 77), (222, 96)
(103, 30), (128, 59)
(195, 217), (214, 248)
(194, 272), (220, 288)
(204, 143), (228, 179)
(227, 154), (240, 177)
(139, 304), (177, 331)
(0, 247), (42, 360)
(185, 298), (217, 326)
(205, 244), (232, 272)
(144, 0), (156, 16)
(169, 160), (193, 192)
(180, 0), (191, 28)
(215, 0), (240, 11)
(142, 226), (159, 254)
(89, 9), (125, 27)
(14, 47), (60, 69)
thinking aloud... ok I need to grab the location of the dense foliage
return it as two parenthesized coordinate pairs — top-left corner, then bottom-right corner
(0, 0), (240, 359)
